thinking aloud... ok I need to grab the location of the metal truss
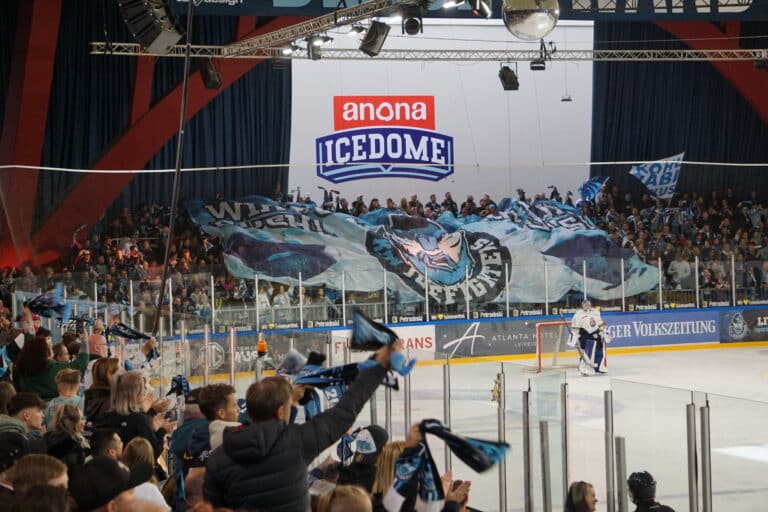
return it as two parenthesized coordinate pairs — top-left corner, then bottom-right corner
(568, 0), (753, 13)
(90, 42), (768, 62)
(223, 0), (402, 55)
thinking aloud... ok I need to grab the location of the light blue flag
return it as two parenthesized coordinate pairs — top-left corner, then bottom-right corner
(578, 176), (609, 202)
(629, 153), (684, 199)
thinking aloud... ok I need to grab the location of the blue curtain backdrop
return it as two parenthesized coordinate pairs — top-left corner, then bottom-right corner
(0, 0), (290, 229)
(36, 0), (135, 230)
(591, 21), (768, 201)
(121, 11), (291, 212)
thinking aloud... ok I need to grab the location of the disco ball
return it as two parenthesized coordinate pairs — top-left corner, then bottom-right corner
(502, 0), (560, 41)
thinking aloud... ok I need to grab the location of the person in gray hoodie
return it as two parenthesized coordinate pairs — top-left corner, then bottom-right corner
(204, 343), (397, 511)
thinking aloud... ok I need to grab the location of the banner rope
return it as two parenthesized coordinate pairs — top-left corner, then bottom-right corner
(1, 159), (767, 174)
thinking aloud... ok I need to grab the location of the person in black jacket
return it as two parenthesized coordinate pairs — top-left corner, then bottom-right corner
(95, 371), (175, 460)
(628, 471), (675, 512)
(203, 343), (398, 511)
(44, 403), (87, 468)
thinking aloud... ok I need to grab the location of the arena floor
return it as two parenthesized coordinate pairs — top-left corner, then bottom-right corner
(357, 343), (768, 512)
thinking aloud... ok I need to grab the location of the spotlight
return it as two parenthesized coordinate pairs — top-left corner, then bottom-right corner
(401, 2), (426, 35)
(443, 0), (466, 7)
(755, 59), (768, 71)
(307, 44), (321, 60)
(282, 43), (299, 55)
(308, 34), (332, 47)
(498, 64), (519, 91)
(403, 17), (422, 35)
(530, 59), (546, 71)
(200, 58), (221, 90)
(305, 34), (332, 60)
(348, 24), (366, 36)
(561, 95), (572, 102)
(359, 20), (390, 57)
(470, 0), (492, 17)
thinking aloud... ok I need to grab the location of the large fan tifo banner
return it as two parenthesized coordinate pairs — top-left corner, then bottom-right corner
(187, 196), (658, 304)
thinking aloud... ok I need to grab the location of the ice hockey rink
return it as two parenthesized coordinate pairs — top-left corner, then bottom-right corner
(362, 343), (768, 512)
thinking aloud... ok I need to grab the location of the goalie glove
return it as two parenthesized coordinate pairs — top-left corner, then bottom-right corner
(567, 331), (578, 348)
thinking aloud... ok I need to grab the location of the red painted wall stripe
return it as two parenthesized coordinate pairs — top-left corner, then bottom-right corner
(0, 0), (62, 264)
(31, 16), (308, 257)
(656, 21), (768, 125)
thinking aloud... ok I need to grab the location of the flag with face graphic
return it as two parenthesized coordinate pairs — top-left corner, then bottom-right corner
(186, 195), (659, 305)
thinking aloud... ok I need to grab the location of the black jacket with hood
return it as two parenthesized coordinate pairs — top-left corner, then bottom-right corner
(203, 363), (388, 512)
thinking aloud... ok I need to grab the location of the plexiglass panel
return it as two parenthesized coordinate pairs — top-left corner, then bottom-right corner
(706, 393), (768, 512)
(611, 379), (692, 512)
(529, 371), (566, 512)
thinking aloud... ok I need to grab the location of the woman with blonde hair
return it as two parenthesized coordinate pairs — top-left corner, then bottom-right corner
(95, 371), (175, 459)
(371, 441), (407, 496)
(317, 485), (372, 512)
(121, 437), (171, 510)
(44, 403), (88, 468)
(84, 357), (120, 424)
(371, 441), (410, 510)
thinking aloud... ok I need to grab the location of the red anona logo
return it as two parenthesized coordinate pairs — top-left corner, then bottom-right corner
(333, 96), (435, 131)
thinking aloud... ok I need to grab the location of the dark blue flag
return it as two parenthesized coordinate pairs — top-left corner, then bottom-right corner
(24, 283), (71, 324)
(351, 309), (399, 350)
(386, 419), (510, 511)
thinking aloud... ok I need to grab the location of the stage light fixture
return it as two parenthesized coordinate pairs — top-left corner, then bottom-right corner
(118, 0), (183, 55)
(348, 24), (366, 36)
(309, 34), (333, 47)
(403, 17), (422, 35)
(200, 58), (221, 90)
(401, 2), (427, 35)
(755, 59), (768, 71)
(470, 0), (492, 17)
(307, 44), (321, 60)
(498, 64), (519, 91)
(282, 43), (300, 55)
(359, 20), (391, 57)
(443, 0), (466, 7)
(530, 58), (546, 71)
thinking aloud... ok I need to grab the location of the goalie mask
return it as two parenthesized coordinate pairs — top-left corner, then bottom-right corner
(581, 299), (592, 311)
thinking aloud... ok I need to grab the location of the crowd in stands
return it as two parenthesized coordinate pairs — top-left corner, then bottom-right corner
(4, 183), (768, 324)
(0, 298), (677, 512)
(0, 308), (478, 511)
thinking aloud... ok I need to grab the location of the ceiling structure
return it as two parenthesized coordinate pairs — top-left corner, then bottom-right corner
(89, 41), (768, 61)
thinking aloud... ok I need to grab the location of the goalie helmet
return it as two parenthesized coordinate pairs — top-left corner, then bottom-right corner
(581, 299), (592, 310)
(627, 471), (656, 502)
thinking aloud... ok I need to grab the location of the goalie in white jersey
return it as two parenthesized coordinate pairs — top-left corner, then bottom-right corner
(569, 300), (610, 376)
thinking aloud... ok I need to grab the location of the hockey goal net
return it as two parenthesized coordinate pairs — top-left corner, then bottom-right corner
(528, 321), (580, 373)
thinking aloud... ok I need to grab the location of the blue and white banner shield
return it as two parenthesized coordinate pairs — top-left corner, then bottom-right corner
(628, 153), (684, 199)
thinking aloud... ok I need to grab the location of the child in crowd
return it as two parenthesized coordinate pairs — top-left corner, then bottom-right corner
(44, 369), (84, 429)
